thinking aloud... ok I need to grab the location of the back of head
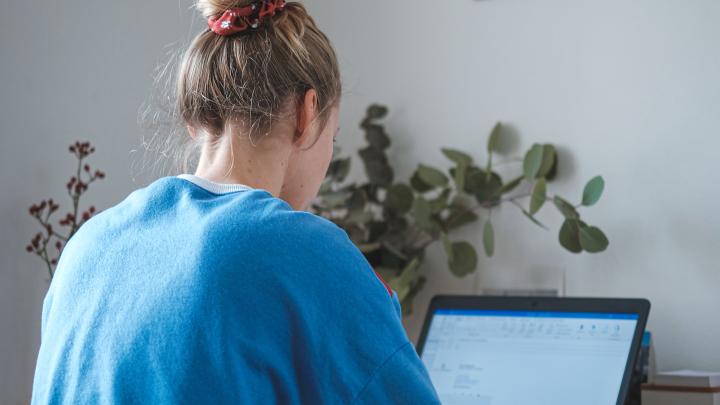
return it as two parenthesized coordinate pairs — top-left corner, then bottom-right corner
(178, 0), (341, 142)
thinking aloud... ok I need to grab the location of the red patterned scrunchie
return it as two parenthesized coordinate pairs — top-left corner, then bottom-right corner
(207, 0), (286, 36)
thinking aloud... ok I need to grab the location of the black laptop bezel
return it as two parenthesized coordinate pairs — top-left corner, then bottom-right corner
(415, 295), (651, 405)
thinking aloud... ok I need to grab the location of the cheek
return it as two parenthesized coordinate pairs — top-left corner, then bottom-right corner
(294, 138), (332, 190)
(320, 140), (337, 183)
(323, 139), (334, 168)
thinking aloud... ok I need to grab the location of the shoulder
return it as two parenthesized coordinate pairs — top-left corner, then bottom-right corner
(222, 194), (372, 276)
(206, 190), (395, 300)
(201, 186), (349, 250)
(77, 177), (183, 228)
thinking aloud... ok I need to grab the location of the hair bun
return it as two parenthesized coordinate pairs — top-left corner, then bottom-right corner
(197, 0), (252, 19)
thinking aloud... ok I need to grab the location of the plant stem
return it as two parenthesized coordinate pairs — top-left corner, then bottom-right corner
(70, 156), (83, 236)
(509, 199), (550, 230)
(40, 232), (53, 278)
(31, 213), (69, 242)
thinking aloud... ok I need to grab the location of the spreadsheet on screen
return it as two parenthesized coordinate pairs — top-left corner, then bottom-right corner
(421, 310), (638, 405)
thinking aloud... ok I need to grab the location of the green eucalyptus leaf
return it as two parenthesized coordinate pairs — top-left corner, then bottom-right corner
(385, 183), (414, 214)
(399, 275), (426, 316)
(417, 164), (449, 188)
(357, 183), (379, 204)
(429, 189), (451, 213)
(381, 242), (409, 262)
(394, 283), (411, 303)
(358, 146), (393, 187)
(499, 175), (524, 195)
(465, 167), (502, 204)
(348, 209), (373, 224)
(487, 122), (503, 152)
(326, 157), (351, 182)
(545, 153), (559, 181)
(453, 161), (467, 191)
(358, 145), (384, 163)
(366, 104), (389, 119)
(345, 225), (366, 245)
(553, 196), (580, 220)
(448, 242), (478, 277)
(390, 258), (421, 303)
(441, 148), (473, 166)
(322, 190), (352, 207)
(386, 217), (408, 234)
(579, 225), (609, 253)
(537, 144), (556, 178)
(476, 175), (503, 204)
(582, 176), (605, 206)
(412, 197), (435, 231)
(368, 221), (389, 242)
(523, 144), (544, 180)
(367, 164), (393, 187)
(348, 189), (367, 212)
(529, 178), (547, 215)
(445, 209), (479, 230)
(463, 166), (482, 193)
(392, 257), (420, 289)
(365, 124), (391, 150)
(521, 208), (549, 230)
(483, 220), (495, 257)
(559, 219), (582, 253)
(336, 158), (351, 182)
(387, 275), (410, 301)
(318, 180), (333, 195)
(377, 244), (405, 269)
(410, 171), (433, 193)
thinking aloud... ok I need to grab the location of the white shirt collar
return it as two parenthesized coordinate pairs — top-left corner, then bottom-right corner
(177, 174), (253, 195)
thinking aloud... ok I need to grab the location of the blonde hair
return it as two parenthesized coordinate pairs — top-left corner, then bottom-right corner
(178, 0), (342, 142)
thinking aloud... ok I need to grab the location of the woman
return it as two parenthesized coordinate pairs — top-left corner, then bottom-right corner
(31, 0), (440, 403)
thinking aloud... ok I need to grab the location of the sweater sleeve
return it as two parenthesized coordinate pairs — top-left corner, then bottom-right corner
(350, 341), (441, 404)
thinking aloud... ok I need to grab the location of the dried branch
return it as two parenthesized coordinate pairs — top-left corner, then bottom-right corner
(26, 141), (105, 279)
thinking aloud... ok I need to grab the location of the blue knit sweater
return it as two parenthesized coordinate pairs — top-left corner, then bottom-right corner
(31, 176), (439, 404)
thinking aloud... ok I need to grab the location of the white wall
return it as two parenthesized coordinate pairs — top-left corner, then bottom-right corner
(1, 0), (718, 403)
(302, 0), (720, 371)
(0, 1), (198, 403)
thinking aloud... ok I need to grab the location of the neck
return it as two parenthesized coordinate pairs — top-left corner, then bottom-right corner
(193, 132), (291, 197)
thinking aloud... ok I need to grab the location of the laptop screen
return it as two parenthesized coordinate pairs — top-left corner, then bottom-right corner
(420, 309), (639, 405)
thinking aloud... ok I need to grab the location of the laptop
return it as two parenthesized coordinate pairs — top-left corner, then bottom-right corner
(416, 296), (651, 405)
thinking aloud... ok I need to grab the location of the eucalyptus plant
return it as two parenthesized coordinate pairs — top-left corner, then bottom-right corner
(312, 105), (608, 315)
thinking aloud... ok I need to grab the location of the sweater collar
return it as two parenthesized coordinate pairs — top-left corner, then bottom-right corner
(177, 174), (253, 195)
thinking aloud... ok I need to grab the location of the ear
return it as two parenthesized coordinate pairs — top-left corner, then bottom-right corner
(294, 89), (320, 149)
(186, 125), (198, 140)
